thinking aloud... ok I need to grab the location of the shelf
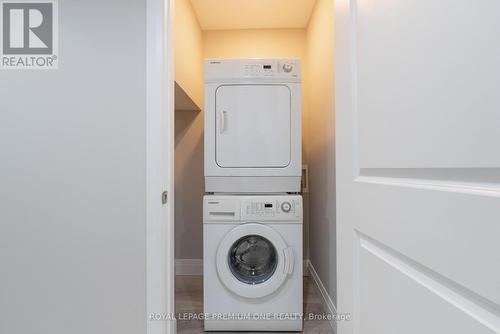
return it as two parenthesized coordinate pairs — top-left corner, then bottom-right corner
(175, 82), (201, 112)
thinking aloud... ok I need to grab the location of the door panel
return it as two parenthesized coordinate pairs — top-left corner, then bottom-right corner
(335, 0), (500, 333)
(215, 85), (291, 168)
(359, 237), (496, 334)
(356, 0), (500, 168)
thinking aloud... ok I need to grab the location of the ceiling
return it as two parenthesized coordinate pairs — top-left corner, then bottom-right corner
(189, 0), (317, 30)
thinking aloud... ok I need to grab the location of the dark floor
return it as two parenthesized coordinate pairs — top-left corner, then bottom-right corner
(175, 276), (335, 334)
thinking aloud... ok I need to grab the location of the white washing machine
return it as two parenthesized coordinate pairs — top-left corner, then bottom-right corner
(203, 195), (303, 332)
(204, 59), (302, 193)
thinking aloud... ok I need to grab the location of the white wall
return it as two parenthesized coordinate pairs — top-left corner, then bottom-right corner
(305, 0), (336, 305)
(0, 0), (147, 333)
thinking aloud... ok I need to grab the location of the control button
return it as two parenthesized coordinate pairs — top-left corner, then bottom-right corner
(282, 63), (293, 73)
(281, 201), (292, 213)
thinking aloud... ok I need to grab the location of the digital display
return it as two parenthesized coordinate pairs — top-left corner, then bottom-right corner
(263, 65), (272, 69)
(264, 203), (273, 208)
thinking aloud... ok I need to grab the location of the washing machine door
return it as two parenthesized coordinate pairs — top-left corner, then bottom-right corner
(216, 223), (294, 299)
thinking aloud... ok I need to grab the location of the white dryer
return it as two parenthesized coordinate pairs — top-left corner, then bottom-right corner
(204, 59), (302, 193)
(203, 195), (303, 331)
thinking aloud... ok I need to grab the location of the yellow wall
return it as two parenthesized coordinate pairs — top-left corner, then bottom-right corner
(175, 0), (204, 107)
(203, 29), (306, 60)
(174, 0), (205, 260)
(305, 0), (336, 305)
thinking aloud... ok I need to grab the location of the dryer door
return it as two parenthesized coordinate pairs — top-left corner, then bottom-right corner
(216, 223), (294, 299)
(215, 84), (291, 168)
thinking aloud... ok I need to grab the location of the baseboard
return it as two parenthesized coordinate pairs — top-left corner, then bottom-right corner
(307, 260), (337, 333)
(175, 259), (311, 277)
(175, 259), (203, 276)
(303, 259), (310, 276)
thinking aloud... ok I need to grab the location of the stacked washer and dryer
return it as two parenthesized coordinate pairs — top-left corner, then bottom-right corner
(203, 59), (303, 332)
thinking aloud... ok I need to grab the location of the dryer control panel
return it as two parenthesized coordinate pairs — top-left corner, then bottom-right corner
(242, 60), (298, 78)
(205, 59), (301, 82)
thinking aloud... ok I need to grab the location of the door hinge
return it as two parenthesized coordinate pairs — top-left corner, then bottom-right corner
(161, 191), (168, 205)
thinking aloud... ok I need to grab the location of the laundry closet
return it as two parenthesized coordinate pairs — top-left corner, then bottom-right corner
(173, 0), (335, 333)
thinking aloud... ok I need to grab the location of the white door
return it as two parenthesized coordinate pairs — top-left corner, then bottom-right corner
(147, 0), (175, 333)
(215, 85), (291, 168)
(335, 1), (500, 333)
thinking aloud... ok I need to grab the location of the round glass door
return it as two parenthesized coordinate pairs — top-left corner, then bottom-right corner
(228, 235), (277, 285)
(216, 223), (292, 298)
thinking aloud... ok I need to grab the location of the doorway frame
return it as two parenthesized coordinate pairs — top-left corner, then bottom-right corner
(145, 1), (339, 334)
(146, 0), (175, 333)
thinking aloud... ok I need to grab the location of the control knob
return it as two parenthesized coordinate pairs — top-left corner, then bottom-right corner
(281, 201), (292, 213)
(282, 63), (293, 73)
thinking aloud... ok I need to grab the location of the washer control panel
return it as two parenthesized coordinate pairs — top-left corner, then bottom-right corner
(242, 196), (302, 221)
(281, 201), (292, 212)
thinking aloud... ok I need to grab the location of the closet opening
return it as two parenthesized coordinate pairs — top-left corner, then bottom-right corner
(172, 1), (336, 333)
